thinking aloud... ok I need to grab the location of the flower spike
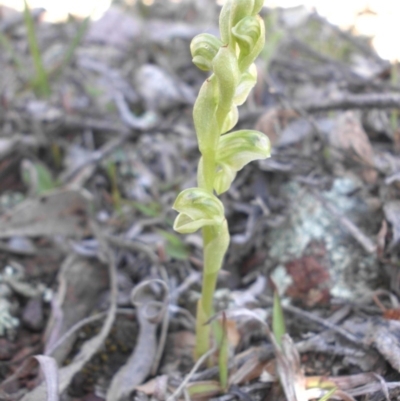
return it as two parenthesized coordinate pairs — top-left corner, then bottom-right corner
(173, 0), (269, 362)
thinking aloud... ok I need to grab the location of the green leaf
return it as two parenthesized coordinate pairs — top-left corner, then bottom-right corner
(317, 387), (337, 401)
(165, 242), (189, 260)
(218, 313), (229, 390)
(220, 105), (238, 134)
(23, 0), (50, 97)
(204, 220), (229, 274)
(130, 201), (161, 217)
(187, 380), (221, 399)
(272, 289), (286, 348)
(233, 64), (257, 106)
(157, 229), (189, 260)
(21, 160), (57, 195)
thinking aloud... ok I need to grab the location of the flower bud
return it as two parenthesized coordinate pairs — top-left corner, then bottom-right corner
(212, 46), (240, 128)
(219, 0), (264, 45)
(232, 15), (265, 72)
(190, 33), (222, 71)
(232, 16), (261, 55)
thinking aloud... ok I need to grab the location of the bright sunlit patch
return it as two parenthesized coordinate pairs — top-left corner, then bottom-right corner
(0, 0), (399, 60)
(0, 0), (111, 21)
(264, 0), (400, 61)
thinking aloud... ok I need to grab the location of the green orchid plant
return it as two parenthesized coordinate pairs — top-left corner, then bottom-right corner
(173, 0), (271, 359)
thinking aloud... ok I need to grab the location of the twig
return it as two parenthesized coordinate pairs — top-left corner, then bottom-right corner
(242, 92), (400, 122)
(105, 234), (159, 264)
(301, 93), (400, 112)
(282, 303), (369, 350)
(61, 136), (129, 184)
(63, 115), (130, 135)
(44, 308), (135, 357)
(311, 189), (377, 254)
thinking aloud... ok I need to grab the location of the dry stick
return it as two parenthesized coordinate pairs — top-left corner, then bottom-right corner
(210, 382), (270, 401)
(45, 309), (135, 357)
(61, 135), (129, 183)
(301, 93), (400, 112)
(242, 92), (400, 122)
(282, 303), (369, 350)
(63, 114), (130, 135)
(105, 234), (159, 264)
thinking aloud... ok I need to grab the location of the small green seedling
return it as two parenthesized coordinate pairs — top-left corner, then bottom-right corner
(173, 0), (271, 360)
(23, 0), (50, 97)
(272, 287), (286, 349)
(23, 2), (90, 97)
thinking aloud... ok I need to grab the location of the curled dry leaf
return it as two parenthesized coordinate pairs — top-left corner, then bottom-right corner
(135, 375), (168, 400)
(20, 238), (117, 401)
(365, 318), (400, 373)
(44, 255), (109, 364)
(275, 334), (308, 401)
(106, 279), (169, 401)
(33, 355), (59, 401)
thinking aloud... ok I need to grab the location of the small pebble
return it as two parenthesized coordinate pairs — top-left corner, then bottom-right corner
(22, 298), (44, 331)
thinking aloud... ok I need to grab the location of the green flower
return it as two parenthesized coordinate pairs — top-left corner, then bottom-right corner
(214, 130), (271, 194)
(173, 188), (226, 234)
(191, 33), (222, 71)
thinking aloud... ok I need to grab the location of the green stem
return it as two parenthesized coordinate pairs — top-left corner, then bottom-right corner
(201, 152), (216, 193)
(195, 226), (218, 358)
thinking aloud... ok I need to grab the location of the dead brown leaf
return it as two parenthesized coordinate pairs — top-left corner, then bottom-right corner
(330, 111), (377, 183)
(0, 190), (91, 239)
(255, 108), (299, 146)
(383, 201), (400, 249)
